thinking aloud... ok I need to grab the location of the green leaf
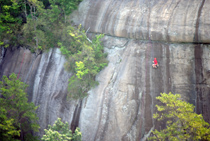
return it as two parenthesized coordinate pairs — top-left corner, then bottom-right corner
(148, 92), (210, 141)
(41, 118), (81, 141)
(0, 73), (40, 140)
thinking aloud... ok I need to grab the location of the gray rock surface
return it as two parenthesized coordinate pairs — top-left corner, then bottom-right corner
(0, 48), (78, 137)
(79, 36), (210, 141)
(73, 0), (210, 43)
(0, 0), (210, 140)
(73, 0), (210, 140)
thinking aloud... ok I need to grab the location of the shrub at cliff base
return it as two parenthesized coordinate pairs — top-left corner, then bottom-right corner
(0, 73), (39, 141)
(42, 118), (81, 141)
(149, 92), (210, 141)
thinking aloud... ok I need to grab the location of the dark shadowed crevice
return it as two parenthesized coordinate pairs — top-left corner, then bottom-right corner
(0, 48), (7, 77)
(138, 0), (153, 138)
(151, 42), (165, 132)
(194, 0), (205, 114)
(194, 45), (203, 114)
(70, 100), (82, 132)
(0, 47), (6, 65)
(194, 0), (205, 43)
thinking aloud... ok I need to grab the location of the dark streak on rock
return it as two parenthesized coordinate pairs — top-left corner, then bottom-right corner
(194, 44), (203, 114)
(166, 45), (171, 93)
(101, 0), (117, 34)
(97, 0), (111, 33)
(111, 1), (122, 36)
(147, 0), (151, 40)
(71, 100), (82, 132)
(194, 0), (205, 114)
(84, 0), (100, 32)
(183, 1), (190, 42)
(144, 44), (152, 135)
(166, 0), (181, 42)
(194, 0), (205, 43)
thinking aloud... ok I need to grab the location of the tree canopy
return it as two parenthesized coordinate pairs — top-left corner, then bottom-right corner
(59, 25), (108, 99)
(1, 0), (108, 100)
(0, 73), (39, 140)
(0, 0), (24, 47)
(149, 92), (210, 141)
(41, 118), (82, 141)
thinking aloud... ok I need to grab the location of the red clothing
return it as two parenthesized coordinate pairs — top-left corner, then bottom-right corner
(154, 58), (158, 65)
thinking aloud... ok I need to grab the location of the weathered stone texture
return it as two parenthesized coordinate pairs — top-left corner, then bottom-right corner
(73, 0), (210, 43)
(1, 0), (210, 141)
(73, 0), (210, 140)
(79, 36), (210, 140)
(0, 48), (78, 137)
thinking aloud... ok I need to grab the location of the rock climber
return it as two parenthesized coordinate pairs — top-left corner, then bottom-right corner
(152, 58), (159, 68)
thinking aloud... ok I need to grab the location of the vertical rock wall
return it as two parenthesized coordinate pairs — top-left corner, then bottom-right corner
(1, 0), (210, 140)
(72, 0), (210, 140)
(73, 0), (210, 43)
(0, 48), (78, 137)
(79, 36), (210, 140)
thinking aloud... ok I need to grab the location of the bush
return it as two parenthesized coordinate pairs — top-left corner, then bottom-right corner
(0, 73), (39, 140)
(59, 25), (108, 99)
(149, 92), (210, 141)
(42, 118), (82, 141)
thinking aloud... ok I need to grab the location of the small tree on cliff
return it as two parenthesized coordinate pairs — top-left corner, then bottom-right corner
(59, 25), (108, 99)
(41, 118), (82, 141)
(149, 92), (210, 141)
(0, 73), (39, 140)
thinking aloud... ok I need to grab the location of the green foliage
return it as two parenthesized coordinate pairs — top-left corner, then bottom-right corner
(0, 0), (24, 47)
(59, 25), (108, 99)
(149, 92), (210, 141)
(52, 0), (82, 14)
(58, 42), (71, 56)
(1, 0), (103, 100)
(41, 118), (82, 141)
(0, 0), (83, 51)
(49, 0), (82, 23)
(0, 73), (39, 140)
(75, 61), (89, 79)
(22, 0), (49, 53)
(22, 0), (83, 53)
(0, 108), (20, 140)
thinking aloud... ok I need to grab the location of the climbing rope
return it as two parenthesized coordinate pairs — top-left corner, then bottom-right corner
(17, 52), (25, 79)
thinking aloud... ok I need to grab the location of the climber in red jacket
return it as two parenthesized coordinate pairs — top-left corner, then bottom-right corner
(152, 58), (159, 68)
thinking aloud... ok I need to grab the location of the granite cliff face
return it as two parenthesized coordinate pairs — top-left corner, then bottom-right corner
(73, 0), (210, 43)
(1, 0), (210, 140)
(0, 48), (79, 137)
